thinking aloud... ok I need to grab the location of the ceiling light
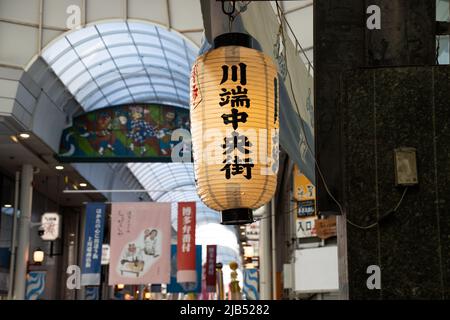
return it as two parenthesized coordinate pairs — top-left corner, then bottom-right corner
(79, 183), (87, 187)
(19, 133), (30, 139)
(55, 165), (64, 170)
(10, 135), (19, 143)
(4, 204), (12, 208)
(116, 284), (125, 290)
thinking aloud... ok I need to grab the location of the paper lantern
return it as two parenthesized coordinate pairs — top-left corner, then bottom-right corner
(190, 33), (279, 224)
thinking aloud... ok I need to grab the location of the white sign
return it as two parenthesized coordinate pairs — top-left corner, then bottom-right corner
(101, 244), (110, 265)
(294, 246), (339, 293)
(245, 221), (260, 241)
(296, 217), (317, 239)
(40, 213), (61, 241)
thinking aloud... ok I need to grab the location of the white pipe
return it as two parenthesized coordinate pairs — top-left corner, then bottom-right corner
(13, 164), (34, 300)
(7, 171), (20, 300)
(258, 203), (272, 299)
(38, 0), (43, 54)
(271, 199), (277, 300)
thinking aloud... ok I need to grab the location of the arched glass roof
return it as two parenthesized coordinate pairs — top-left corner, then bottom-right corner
(42, 21), (197, 111)
(127, 163), (223, 226)
(41, 20), (240, 265)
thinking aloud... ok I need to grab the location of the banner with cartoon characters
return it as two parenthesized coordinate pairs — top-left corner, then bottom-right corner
(58, 104), (190, 162)
(108, 202), (171, 285)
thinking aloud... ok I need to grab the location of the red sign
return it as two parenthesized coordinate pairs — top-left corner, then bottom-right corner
(206, 245), (217, 291)
(177, 202), (196, 283)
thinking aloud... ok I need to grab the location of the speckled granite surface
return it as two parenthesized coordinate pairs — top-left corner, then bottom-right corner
(342, 65), (450, 299)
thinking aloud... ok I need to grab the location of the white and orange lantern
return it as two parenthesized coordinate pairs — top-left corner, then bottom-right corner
(190, 33), (279, 224)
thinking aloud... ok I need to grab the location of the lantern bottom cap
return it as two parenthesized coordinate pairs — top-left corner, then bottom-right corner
(221, 208), (253, 225)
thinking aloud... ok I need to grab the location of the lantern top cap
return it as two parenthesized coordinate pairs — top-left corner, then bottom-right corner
(214, 33), (253, 49)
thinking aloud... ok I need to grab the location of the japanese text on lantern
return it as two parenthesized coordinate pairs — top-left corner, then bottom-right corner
(220, 62), (254, 180)
(181, 206), (192, 253)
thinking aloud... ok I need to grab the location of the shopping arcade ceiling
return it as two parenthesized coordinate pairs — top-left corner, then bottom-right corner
(40, 20), (239, 262)
(36, 1), (316, 264)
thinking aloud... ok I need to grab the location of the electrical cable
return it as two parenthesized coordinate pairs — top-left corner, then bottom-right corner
(346, 187), (408, 230)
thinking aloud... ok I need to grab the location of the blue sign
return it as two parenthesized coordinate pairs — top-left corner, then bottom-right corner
(81, 203), (106, 286)
(26, 271), (46, 300)
(167, 245), (202, 293)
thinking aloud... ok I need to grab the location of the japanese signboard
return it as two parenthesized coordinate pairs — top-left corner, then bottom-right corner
(315, 216), (337, 240)
(205, 245), (217, 292)
(177, 202), (197, 283)
(108, 202), (171, 285)
(297, 200), (316, 218)
(40, 213), (61, 241)
(245, 221), (260, 241)
(101, 244), (110, 265)
(81, 203), (106, 286)
(167, 245), (202, 293)
(296, 217), (317, 239)
(293, 165), (315, 202)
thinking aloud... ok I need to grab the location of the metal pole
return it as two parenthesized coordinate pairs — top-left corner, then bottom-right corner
(13, 164), (34, 300)
(7, 171), (20, 300)
(259, 203), (272, 299)
(271, 199), (277, 300)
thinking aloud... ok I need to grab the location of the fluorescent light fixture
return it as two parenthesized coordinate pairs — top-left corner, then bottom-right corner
(4, 204), (12, 208)
(79, 183), (88, 187)
(19, 133), (30, 139)
(55, 165), (64, 170)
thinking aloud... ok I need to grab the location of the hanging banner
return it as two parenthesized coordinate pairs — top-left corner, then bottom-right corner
(81, 203), (106, 286)
(243, 269), (260, 300)
(168, 245), (202, 293)
(205, 245), (217, 292)
(25, 271), (46, 300)
(177, 202), (196, 283)
(85, 286), (99, 300)
(109, 202), (171, 285)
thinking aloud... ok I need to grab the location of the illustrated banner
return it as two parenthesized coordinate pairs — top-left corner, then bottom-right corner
(109, 202), (171, 285)
(58, 104), (190, 162)
(177, 202), (196, 283)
